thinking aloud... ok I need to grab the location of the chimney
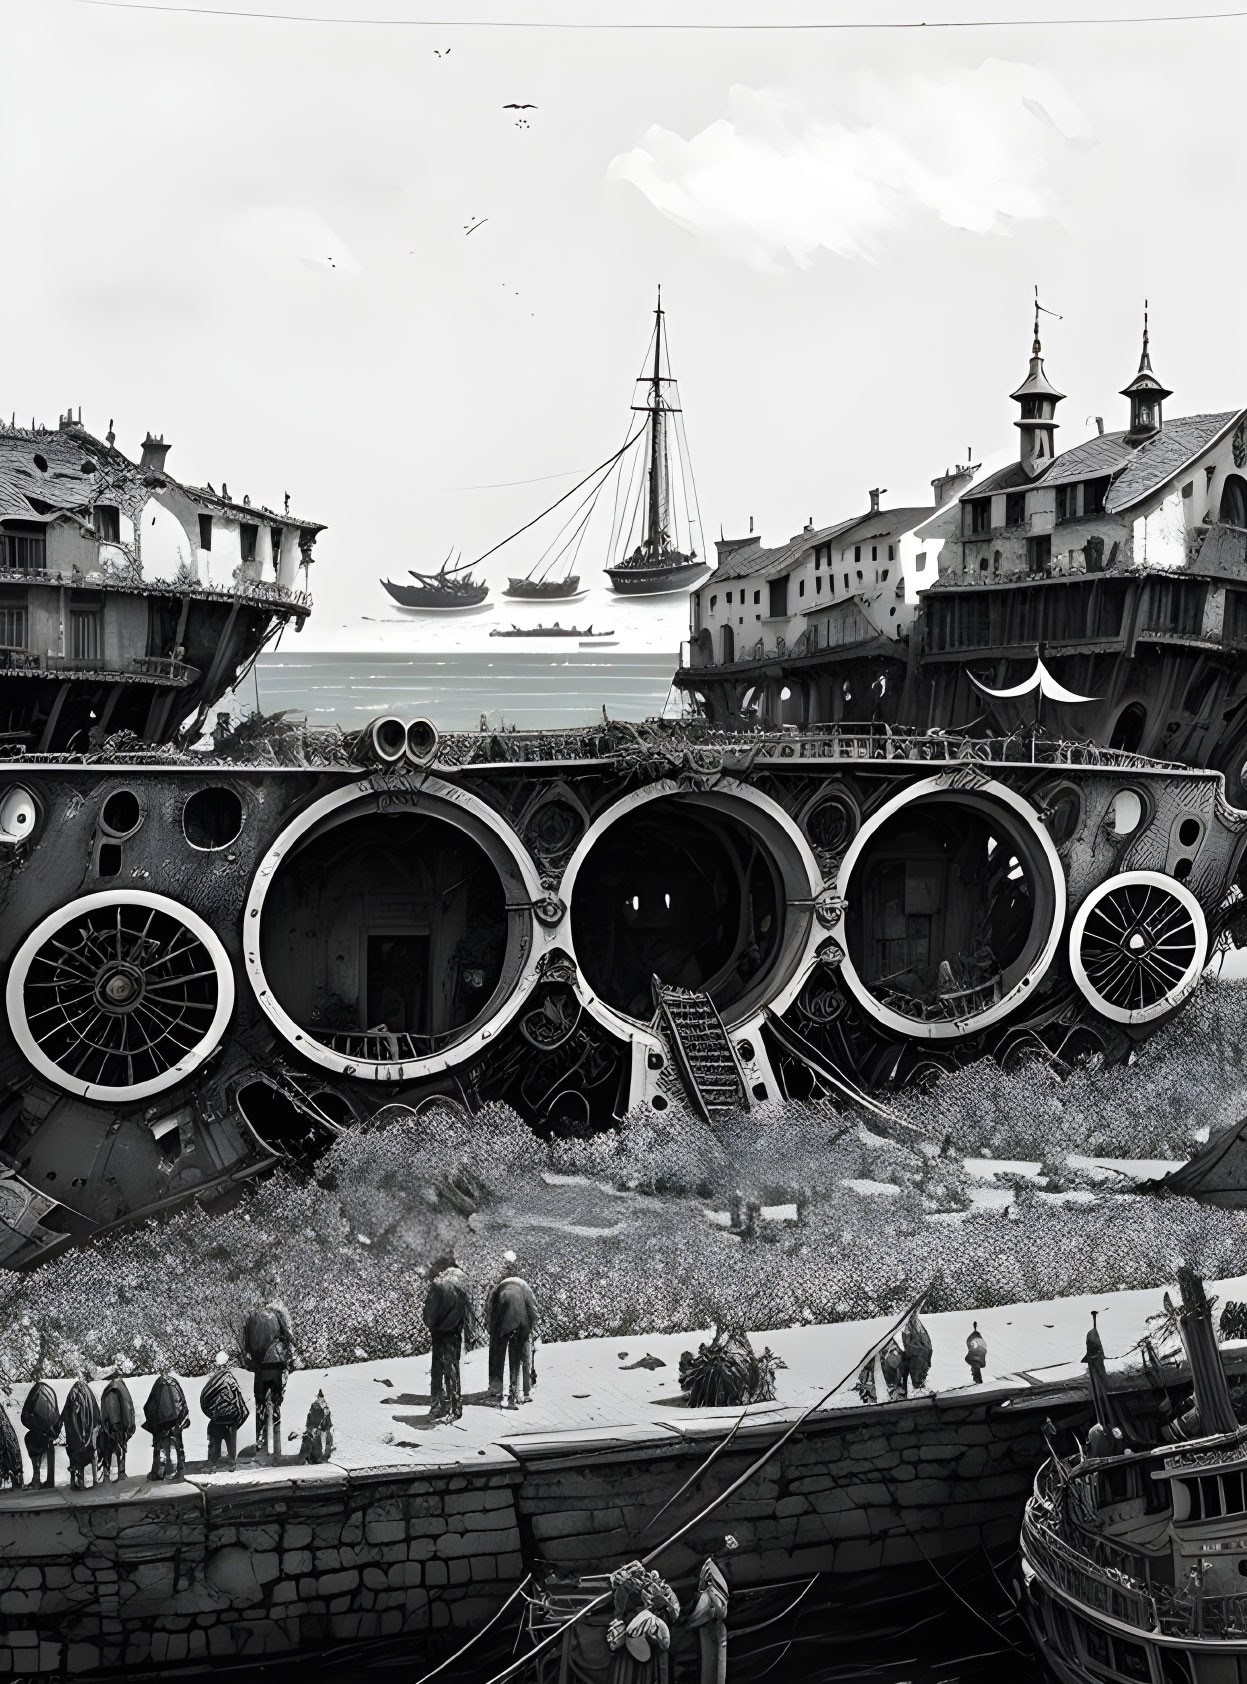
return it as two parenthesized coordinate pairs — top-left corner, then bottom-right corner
(931, 463), (980, 508)
(869, 487), (886, 515)
(749, 515), (754, 534)
(140, 432), (171, 476)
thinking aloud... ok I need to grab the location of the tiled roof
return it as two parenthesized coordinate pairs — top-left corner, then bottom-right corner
(1103, 412), (1242, 513)
(713, 506), (935, 585)
(1036, 431), (1136, 487)
(0, 419), (324, 533)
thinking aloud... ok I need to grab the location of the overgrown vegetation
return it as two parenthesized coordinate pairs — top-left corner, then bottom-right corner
(3, 980), (1247, 1386)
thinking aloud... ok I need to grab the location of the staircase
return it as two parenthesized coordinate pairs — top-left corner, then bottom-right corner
(653, 981), (749, 1122)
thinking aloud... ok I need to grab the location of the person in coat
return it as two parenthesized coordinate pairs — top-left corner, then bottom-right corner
(143, 1373), (190, 1482)
(243, 1300), (295, 1456)
(62, 1377), (102, 1491)
(99, 1376), (136, 1481)
(200, 1354), (250, 1471)
(423, 1254), (473, 1422)
(21, 1381), (60, 1488)
(486, 1252), (539, 1409)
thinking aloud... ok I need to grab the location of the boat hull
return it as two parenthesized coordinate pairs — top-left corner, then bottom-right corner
(605, 559), (707, 596)
(505, 577), (582, 599)
(380, 578), (489, 609)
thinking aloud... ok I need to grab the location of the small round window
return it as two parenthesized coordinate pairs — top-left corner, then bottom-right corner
(100, 789), (141, 838)
(183, 787), (243, 850)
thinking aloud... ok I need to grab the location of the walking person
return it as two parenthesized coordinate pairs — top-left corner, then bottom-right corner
(422, 1254), (473, 1423)
(486, 1251), (538, 1410)
(201, 1353), (250, 1471)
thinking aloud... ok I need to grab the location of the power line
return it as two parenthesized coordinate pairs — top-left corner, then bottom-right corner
(57, 0), (1247, 30)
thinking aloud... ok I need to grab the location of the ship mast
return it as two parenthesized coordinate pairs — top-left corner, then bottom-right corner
(647, 286), (665, 562)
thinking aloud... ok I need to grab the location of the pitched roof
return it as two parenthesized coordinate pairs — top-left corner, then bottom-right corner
(959, 412), (1245, 514)
(0, 418), (325, 533)
(1103, 412), (1242, 513)
(712, 507), (935, 585)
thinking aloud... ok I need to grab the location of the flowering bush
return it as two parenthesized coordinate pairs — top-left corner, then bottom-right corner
(3, 981), (1247, 1383)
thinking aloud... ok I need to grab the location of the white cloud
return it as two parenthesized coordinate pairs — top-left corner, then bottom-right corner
(608, 60), (1094, 270)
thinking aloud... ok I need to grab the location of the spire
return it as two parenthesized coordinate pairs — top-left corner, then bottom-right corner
(1121, 299), (1171, 446)
(1010, 286), (1064, 478)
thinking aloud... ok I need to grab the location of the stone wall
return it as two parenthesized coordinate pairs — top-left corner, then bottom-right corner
(0, 1454), (523, 1676)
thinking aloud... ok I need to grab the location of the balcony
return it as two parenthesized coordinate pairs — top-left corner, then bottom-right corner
(0, 567), (311, 616)
(0, 648), (200, 686)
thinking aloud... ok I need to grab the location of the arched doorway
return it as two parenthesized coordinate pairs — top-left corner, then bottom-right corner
(1110, 702), (1147, 754)
(1221, 475), (1247, 529)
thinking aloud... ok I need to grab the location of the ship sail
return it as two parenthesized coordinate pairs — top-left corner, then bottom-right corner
(456, 290), (706, 601)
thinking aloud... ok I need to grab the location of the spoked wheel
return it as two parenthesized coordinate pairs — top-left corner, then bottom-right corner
(1069, 871), (1207, 1025)
(7, 891), (234, 1101)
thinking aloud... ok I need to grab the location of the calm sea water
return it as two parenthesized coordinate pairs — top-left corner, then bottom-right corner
(226, 649), (685, 733)
(223, 645), (1050, 1683)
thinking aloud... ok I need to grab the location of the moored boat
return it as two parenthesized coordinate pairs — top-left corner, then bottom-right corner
(380, 552), (489, 610)
(490, 622), (612, 638)
(1020, 1269), (1247, 1684)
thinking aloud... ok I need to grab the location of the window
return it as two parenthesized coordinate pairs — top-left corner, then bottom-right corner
(0, 602), (27, 648)
(1021, 396), (1041, 419)
(816, 576), (823, 595)
(726, 591), (732, 605)
(881, 569), (889, 582)
(768, 576), (789, 618)
(1005, 491), (1026, 526)
(798, 579), (805, 597)
(270, 525), (283, 569)
(198, 514), (213, 551)
(1027, 534), (1052, 572)
(70, 609), (100, 662)
(843, 573), (849, 590)
(915, 552), (927, 573)
(0, 525), (45, 573)
(871, 545), (877, 562)
(887, 544), (894, 561)
(753, 590), (760, 605)
(710, 595), (717, 612)
(967, 498), (992, 535)
(854, 545), (861, 564)
(814, 549), (821, 570)
(93, 504), (120, 543)
(240, 522), (259, 565)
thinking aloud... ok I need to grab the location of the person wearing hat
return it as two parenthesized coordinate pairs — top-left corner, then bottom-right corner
(423, 1253), (473, 1422)
(486, 1252), (539, 1409)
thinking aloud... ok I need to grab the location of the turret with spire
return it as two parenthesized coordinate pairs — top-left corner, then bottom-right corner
(1122, 301), (1171, 446)
(1011, 288), (1065, 478)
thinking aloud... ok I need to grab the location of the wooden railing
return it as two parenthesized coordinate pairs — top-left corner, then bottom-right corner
(1022, 1497), (1158, 1634)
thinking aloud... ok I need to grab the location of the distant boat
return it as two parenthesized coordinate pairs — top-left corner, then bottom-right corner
(604, 290), (706, 598)
(467, 290), (709, 604)
(490, 623), (613, 639)
(380, 551), (489, 611)
(504, 572), (581, 601)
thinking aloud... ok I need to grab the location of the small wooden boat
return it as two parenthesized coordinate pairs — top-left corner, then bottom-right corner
(505, 571), (582, 600)
(490, 623), (613, 639)
(380, 552), (489, 611)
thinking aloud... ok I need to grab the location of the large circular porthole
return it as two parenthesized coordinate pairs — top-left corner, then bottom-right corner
(1069, 870), (1207, 1025)
(563, 782), (818, 1030)
(838, 779), (1065, 1040)
(245, 781), (539, 1079)
(6, 891), (234, 1102)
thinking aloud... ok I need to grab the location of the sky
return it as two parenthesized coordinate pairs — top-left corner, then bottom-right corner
(2, 0), (1246, 651)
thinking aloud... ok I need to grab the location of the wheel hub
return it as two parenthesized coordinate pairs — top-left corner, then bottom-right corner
(94, 962), (146, 1014)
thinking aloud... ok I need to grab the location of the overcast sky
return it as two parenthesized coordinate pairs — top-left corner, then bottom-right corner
(2, 0), (1244, 650)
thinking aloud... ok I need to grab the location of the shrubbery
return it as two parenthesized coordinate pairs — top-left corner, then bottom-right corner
(3, 979), (1247, 1385)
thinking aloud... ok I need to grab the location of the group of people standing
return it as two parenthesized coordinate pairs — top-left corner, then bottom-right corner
(422, 1250), (539, 1421)
(0, 1299), (330, 1490)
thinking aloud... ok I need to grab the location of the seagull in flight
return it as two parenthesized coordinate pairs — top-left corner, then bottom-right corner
(503, 103), (537, 110)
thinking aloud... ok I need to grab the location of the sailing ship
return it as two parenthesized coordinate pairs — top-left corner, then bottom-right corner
(490, 623), (612, 639)
(1020, 1269), (1247, 1684)
(380, 552), (489, 611)
(605, 289), (707, 597)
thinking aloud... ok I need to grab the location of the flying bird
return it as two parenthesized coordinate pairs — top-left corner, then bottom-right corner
(434, 47), (450, 56)
(463, 218), (488, 237)
(503, 103), (536, 110)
